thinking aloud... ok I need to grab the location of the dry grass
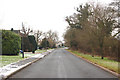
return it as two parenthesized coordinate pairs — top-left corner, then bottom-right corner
(68, 50), (119, 74)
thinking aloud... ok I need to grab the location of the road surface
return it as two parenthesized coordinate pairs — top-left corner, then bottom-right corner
(8, 49), (117, 79)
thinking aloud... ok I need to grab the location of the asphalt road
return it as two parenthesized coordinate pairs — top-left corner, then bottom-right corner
(8, 49), (117, 79)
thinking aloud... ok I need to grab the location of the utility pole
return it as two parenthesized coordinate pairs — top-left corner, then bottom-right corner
(21, 22), (24, 58)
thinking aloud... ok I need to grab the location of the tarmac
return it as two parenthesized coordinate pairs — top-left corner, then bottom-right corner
(6, 49), (118, 80)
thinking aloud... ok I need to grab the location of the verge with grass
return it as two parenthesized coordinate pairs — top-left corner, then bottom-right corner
(0, 55), (24, 67)
(67, 50), (119, 74)
(0, 49), (48, 68)
(35, 49), (47, 53)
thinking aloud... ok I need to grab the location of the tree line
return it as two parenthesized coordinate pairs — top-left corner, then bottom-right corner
(20, 23), (59, 50)
(35, 30), (59, 49)
(1, 22), (59, 55)
(64, 0), (120, 61)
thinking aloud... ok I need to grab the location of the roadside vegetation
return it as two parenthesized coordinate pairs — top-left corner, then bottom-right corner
(68, 50), (119, 73)
(1, 22), (59, 67)
(0, 55), (24, 67)
(37, 30), (59, 49)
(0, 49), (48, 67)
(35, 49), (47, 53)
(2, 30), (21, 55)
(64, 0), (119, 61)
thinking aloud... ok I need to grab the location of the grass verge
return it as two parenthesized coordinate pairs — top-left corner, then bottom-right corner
(35, 49), (47, 53)
(0, 56), (24, 67)
(0, 49), (47, 68)
(68, 50), (119, 74)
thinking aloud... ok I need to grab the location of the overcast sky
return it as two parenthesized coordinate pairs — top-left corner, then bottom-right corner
(0, 0), (112, 41)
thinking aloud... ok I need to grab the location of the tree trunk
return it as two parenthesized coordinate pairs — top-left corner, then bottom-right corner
(101, 56), (104, 59)
(101, 44), (104, 59)
(92, 48), (94, 57)
(118, 41), (120, 62)
(99, 37), (104, 59)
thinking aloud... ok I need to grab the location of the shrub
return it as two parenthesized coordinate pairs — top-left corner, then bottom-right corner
(21, 37), (31, 52)
(21, 36), (37, 52)
(2, 30), (21, 55)
(28, 35), (37, 52)
(41, 38), (50, 49)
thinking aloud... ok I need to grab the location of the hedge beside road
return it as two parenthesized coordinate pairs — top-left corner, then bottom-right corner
(2, 30), (21, 55)
(21, 36), (37, 52)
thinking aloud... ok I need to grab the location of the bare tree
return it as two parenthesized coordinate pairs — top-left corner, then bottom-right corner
(20, 22), (33, 37)
(109, 0), (120, 37)
(64, 3), (117, 60)
(34, 30), (42, 45)
(41, 30), (59, 48)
